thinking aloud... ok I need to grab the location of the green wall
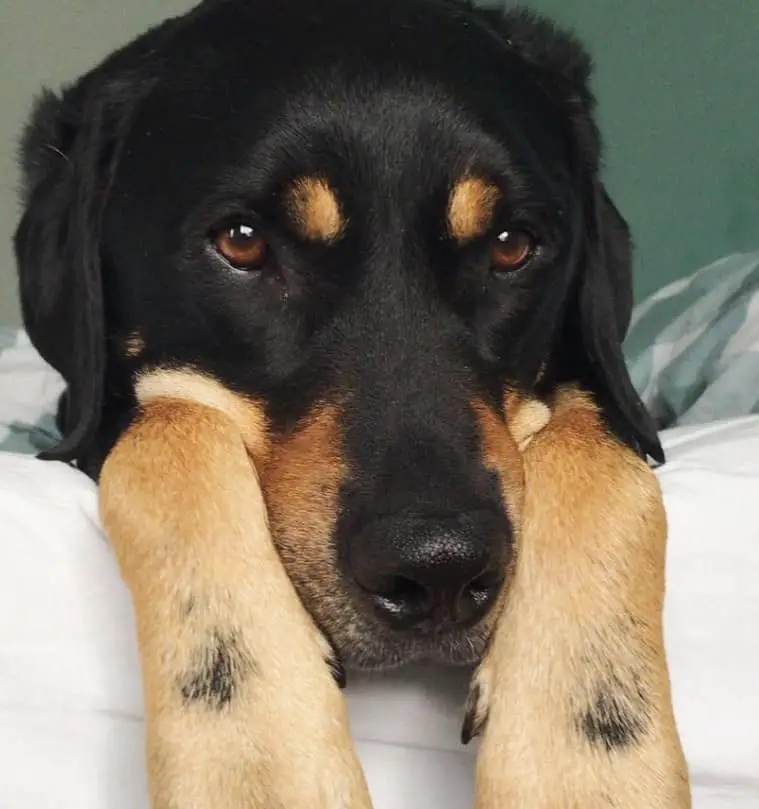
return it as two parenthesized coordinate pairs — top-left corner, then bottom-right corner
(518, 0), (759, 299)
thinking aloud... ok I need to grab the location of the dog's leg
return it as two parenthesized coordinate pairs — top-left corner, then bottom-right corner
(469, 388), (690, 809)
(99, 396), (371, 809)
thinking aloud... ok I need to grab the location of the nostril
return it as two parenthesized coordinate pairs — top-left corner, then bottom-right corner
(364, 575), (431, 624)
(367, 571), (504, 630)
(456, 571), (503, 623)
(465, 584), (492, 606)
(468, 569), (504, 595)
(376, 575), (427, 605)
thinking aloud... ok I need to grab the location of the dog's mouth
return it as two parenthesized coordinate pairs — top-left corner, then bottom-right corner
(285, 563), (503, 672)
(323, 591), (502, 672)
(341, 621), (495, 671)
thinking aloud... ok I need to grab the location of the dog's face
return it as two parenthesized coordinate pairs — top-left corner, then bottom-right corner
(15, 0), (661, 669)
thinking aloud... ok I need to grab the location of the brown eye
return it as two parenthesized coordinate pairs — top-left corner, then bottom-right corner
(491, 229), (535, 273)
(212, 221), (268, 270)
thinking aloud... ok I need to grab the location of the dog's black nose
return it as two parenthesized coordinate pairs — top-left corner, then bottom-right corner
(350, 511), (509, 631)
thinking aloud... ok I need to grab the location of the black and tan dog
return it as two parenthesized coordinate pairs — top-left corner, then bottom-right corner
(14, 0), (690, 806)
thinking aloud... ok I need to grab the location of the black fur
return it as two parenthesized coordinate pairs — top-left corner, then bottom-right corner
(179, 631), (253, 710)
(14, 0), (663, 666)
(578, 673), (650, 752)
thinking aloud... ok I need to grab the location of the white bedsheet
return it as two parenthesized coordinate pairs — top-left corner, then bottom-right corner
(1, 418), (758, 808)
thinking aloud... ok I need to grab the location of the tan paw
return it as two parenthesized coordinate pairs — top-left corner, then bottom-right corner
(465, 646), (690, 809)
(144, 619), (372, 809)
(464, 386), (690, 809)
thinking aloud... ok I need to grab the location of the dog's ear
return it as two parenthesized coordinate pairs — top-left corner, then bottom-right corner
(14, 74), (145, 464)
(573, 179), (663, 463)
(473, 7), (663, 463)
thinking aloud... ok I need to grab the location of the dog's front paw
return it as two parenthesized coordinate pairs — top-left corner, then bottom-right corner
(464, 386), (691, 809)
(147, 644), (371, 809)
(142, 614), (371, 809)
(465, 640), (691, 809)
(248, 634), (372, 809)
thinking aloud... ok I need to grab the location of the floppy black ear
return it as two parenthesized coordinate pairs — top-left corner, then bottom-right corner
(472, 5), (663, 463)
(14, 76), (141, 464)
(575, 182), (664, 463)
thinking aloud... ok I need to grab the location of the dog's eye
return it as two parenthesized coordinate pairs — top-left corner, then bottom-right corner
(211, 222), (269, 270)
(491, 229), (535, 273)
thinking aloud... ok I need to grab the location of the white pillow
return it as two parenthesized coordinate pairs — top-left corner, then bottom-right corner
(1, 418), (758, 808)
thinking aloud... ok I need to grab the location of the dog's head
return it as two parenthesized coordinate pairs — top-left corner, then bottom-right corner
(15, 0), (661, 669)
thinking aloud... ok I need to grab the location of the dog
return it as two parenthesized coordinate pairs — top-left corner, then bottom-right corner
(14, 0), (691, 806)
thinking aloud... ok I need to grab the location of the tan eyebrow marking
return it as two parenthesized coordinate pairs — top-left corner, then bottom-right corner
(448, 176), (501, 241)
(286, 177), (345, 243)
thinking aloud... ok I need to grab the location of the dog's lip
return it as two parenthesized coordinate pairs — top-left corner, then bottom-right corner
(338, 623), (492, 670)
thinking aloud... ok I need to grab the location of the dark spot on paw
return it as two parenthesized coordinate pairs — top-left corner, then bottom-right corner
(461, 682), (487, 745)
(578, 673), (649, 752)
(179, 630), (254, 710)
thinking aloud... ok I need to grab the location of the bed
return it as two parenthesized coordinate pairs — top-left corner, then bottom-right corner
(1, 253), (758, 809)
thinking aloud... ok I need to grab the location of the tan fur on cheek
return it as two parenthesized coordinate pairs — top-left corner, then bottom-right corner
(260, 403), (350, 626)
(122, 331), (145, 358)
(471, 396), (526, 523)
